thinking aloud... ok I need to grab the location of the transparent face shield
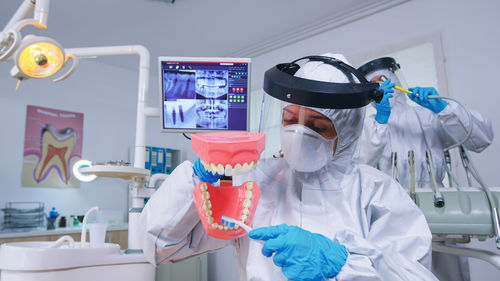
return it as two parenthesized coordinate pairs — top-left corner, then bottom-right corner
(258, 55), (379, 169)
(365, 68), (409, 106)
(259, 92), (337, 167)
(366, 68), (408, 89)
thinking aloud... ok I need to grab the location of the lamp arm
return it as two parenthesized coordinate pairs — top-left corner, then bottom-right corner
(3, 0), (50, 32)
(11, 19), (46, 32)
(2, 0), (35, 32)
(64, 45), (151, 250)
(64, 45), (150, 170)
(33, 0), (50, 28)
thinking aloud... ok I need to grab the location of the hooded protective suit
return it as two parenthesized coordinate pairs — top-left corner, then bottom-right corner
(356, 69), (493, 189)
(140, 54), (438, 280)
(356, 67), (494, 281)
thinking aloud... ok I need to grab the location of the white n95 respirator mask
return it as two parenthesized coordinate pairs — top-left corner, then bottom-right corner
(280, 124), (337, 172)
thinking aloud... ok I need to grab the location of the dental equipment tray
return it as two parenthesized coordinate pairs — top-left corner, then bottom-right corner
(415, 187), (500, 237)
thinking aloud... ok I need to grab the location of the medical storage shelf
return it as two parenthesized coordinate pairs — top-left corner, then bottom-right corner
(1, 202), (44, 230)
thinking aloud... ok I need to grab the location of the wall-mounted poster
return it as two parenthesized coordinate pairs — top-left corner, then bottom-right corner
(21, 105), (84, 188)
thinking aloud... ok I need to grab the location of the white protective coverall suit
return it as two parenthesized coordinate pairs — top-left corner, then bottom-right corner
(357, 69), (493, 189)
(356, 67), (494, 281)
(140, 55), (438, 281)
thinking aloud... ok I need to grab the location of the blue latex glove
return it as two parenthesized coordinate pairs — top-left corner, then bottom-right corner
(249, 224), (347, 281)
(192, 158), (223, 183)
(374, 78), (395, 124)
(408, 87), (448, 113)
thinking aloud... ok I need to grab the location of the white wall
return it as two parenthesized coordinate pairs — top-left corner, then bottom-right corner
(245, 0), (500, 279)
(0, 56), (197, 227)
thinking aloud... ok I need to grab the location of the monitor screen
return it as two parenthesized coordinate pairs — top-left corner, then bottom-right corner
(159, 57), (251, 133)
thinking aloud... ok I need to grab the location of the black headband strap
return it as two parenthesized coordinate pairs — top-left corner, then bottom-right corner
(263, 55), (383, 109)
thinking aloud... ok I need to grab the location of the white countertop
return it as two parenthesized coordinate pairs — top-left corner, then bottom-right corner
(0, 224), (128, 239)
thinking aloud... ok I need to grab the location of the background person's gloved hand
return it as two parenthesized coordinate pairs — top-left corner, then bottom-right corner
(408, 87), (448, 113)
(249, 224), (347, 281)
(192, 158), (223, 183)
(374, 79), (395, 124)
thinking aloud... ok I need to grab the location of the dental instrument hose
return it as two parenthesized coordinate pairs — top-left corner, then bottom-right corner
(459, 145), (474, 186)
(433, 93), (500, 246)
(390, 81), (499, 243)
(434, 96), (474, 151)
(426, 150), (444, 207)
(408, 150), (416, 203)
(443, 162), (462, 188)
(391, 152), (398, 181)
(443, 150), (454, 187)
(461, 147), (500, 248)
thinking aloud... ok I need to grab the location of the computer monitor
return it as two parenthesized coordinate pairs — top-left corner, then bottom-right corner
(159, 57), (251, 133)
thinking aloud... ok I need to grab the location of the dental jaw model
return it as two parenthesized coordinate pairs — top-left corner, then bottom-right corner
(191, 132), (265, 240)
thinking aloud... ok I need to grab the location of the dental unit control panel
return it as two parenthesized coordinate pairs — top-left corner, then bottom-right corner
(159, 57), (251, 133)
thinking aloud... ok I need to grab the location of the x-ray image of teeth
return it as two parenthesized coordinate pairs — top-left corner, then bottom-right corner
(163, 70), (196, 100)
(196, 99), (228, 129)
(164, 99), (196, 128)
(195, 70), (228, 99)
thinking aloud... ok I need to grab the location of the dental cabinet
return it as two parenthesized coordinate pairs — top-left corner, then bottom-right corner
(0, 225), (128, 247)
(0, 226), (208, 281)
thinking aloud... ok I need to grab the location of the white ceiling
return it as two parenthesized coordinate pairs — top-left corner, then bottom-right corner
(1, 0), (408, 69)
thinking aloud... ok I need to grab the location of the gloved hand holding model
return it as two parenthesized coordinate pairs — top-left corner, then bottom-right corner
(250, 224), (347, 281)
(374, 78), (395, 124)
(192, 158), (223, 183)
(408, 87), (448, 113)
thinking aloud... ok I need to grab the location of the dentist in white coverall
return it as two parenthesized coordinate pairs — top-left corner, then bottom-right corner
(356, 57), (493, 190)
(356, 57), (494, 281)
(140, 53), (438, 281)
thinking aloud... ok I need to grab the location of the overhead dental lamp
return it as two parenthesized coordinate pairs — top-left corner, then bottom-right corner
(10, 35), (65, 79)
(0, 0), (77, 89)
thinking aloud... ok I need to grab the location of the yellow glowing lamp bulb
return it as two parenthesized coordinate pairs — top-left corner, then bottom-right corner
(32, 48), (48, 66)
(17, 41), (64, 78)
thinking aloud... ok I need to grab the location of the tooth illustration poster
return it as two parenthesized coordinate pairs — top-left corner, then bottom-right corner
(22, 105), (84, 188)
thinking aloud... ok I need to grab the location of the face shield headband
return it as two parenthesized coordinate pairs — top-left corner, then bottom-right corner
(263, 56), (384, 108)
(357, 57), (401, 77)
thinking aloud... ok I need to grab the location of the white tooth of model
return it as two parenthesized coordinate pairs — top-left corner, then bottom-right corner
(233, 163), (242, 175)
(210, 163), (217, 173)
(217, 164), (224, 175)
(242, 162), (249, 173)
(225, 164), (233, 176)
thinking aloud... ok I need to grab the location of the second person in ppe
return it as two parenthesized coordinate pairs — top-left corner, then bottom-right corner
(356, 57), (494, 281)
(356, 57), (493, 190)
